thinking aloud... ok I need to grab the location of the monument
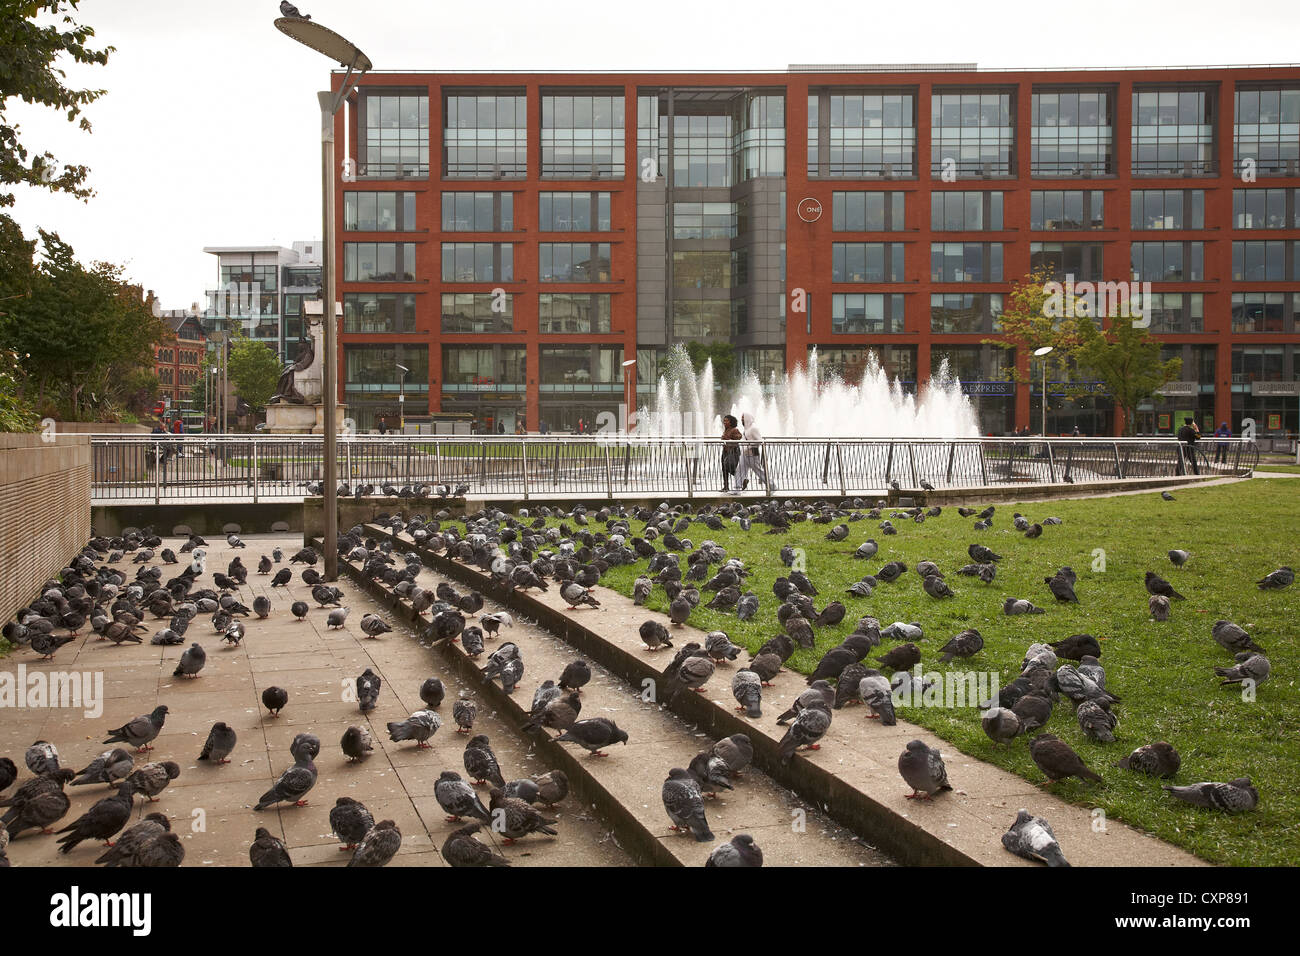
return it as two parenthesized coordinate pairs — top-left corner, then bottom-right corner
(264, 302), (347, 434)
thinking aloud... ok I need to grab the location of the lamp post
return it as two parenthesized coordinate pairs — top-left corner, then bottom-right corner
(1034, 345), (1054, 436)
(621, 357), (637, 434)
(396, 363), (409, 432)
(275, 14), (371, 582)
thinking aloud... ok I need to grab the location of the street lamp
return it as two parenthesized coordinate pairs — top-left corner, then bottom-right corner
(395, 363), (409, 432)
(621, 358), (637, 434)
(275, 13), (371, 582)
(1034, 346), (1054, 437)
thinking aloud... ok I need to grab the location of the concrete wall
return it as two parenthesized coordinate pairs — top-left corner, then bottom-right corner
(0, 434), (91, 627)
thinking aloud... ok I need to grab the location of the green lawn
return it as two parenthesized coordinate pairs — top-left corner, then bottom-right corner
(507, 479), (1297, 866)
(1255, 463), (1300, 474)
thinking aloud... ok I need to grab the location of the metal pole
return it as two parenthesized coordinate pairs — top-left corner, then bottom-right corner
(1041, 359), (1047, 436)
(319, 90), (339, 580)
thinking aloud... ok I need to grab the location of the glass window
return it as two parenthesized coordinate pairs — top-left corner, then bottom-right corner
(439, 293), (513, 333)
(443, 91), (527, 178)
(810, 90), (915, 178)
(541, 192), (614, 231)
(1132, 88), (1215, 176)
(930, 293), (1004, 332)
(343, 293), (419, 333)
(361, 92), (429, 179)
(931, 90), (1015, 177)
(541, 92), (626, 178)
(344, 344), (429, 390)
(440, 243), (514, 282)
(1031, 89), (1112, 175)
(929, 243), (1004, 282)
(343, 243), (416, 282)
(538, 293), (612, 333)
(345, 191), (418, 231)
(1031, 190), (1104, 230)
(930, 191), (1004, 231)
(1130, 190), (1204, 230)
(1235, 87), (1300, 177)
(539, 243), (611, 282)
(830, 293), (905, 333)
(440, 192), (513, 231)
(1130, 241), (1205, 281)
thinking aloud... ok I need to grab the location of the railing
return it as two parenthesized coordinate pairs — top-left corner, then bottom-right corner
(87, 435), (1259, 503)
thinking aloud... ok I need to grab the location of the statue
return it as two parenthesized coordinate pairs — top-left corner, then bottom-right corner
(270, 337), (315, 405)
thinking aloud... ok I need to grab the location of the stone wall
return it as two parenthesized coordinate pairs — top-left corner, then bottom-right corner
(0, 434), (91, 628)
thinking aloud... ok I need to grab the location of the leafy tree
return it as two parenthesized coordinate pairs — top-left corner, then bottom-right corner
(683, 341), (736, 388)
(1071, 313), (1182, 437)
(984, 268), (1084, 383)
(227, 329), (281, 413)
(0, 0), (112, 206)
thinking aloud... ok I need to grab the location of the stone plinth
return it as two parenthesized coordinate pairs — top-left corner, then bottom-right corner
(264, 402), (348, 435)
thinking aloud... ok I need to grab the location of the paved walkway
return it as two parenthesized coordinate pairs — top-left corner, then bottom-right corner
(0, 536), (635, 867)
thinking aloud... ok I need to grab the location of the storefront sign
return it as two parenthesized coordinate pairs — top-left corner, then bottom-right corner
(1156, 381), (1198, 397)
(961, 381), (1014, 396)
(1252, 381), (1300, 396)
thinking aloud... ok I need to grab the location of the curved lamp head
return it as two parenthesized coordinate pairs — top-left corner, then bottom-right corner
(273, 18), (372, 71)
(1033, 346), (1054, 357)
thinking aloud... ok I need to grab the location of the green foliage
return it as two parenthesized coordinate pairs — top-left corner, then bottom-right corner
(683, 341), (736, 387)
(227, 329), (281, 413)
(984, 268), (1081, 383)
(0, 0), (113, 206)
(0, 346), (37, 430)
(1071, 313), (1182, 437)
(0, 221), (167, 420)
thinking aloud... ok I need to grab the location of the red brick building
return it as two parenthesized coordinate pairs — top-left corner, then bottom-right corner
(154, 312), (206, 408)
(327, 64), (1300, 436)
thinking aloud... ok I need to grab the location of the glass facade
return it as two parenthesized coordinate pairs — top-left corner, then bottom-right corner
(1231, 240), (1294, 281)
(361, 93), (428, 179)
(1234, 87), (1300, 176)
(1032, 190), (1104, 230)
(835, 192), (906, 231)
(830, 293), (905, 333)
(541, 92), (625, 178)
(345, 192), (417, 231)
(443, 92), (527, 178)
(539, 293), (612, 334)
(1031, 90), (1113, 176)
(931, 91), (1015, 177)
(1233, 188), (1297, 229)
(343, 293), (418, 333)
(541, 192), (613, 232)
(539, 243), (612, 282)
(931, 242), (1004, 282)
(343, 243), (416, 282)
(1131, 89), (1215, 176)
(833, 243), (906, 282)
(930, 293), (1004, 333)
(440, 293), (514, 333)
(809, 91), (916, 177)
(440, 243), (514, 282)
(441, 192), (514, 232)
(931, 191), (1004, 231)
(1130, 190), (1204, 230)
(1031, 242), (1104, 281)
(1130, 241), (1203, 281)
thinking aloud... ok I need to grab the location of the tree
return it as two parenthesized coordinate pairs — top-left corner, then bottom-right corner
(227, 330), (281, 413)
(1071, 313), (1182, 437)
(684, 341), (736, 388)
(0, 0), (112, 207)
(984, 268), (1082, 383)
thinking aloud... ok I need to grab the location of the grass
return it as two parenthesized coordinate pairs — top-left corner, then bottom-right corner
(1255, 463), (1300, 474)
(484, 479), (1297, 866)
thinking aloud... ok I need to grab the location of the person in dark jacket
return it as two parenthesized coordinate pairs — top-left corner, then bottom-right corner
(376, 416), (388, 435)
(1177, 416), (1200, 474)
(1213, 421), (1231, 463)
(720, 415), (742, 492)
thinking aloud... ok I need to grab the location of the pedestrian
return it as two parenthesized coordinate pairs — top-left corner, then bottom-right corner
(1213, 421), (1231, 464)
(497, 420), (505, 434)
(172, 417), (184, 435)
(577, 418), (584, 435)
(731, 412), (776, 494)
(1177, 416), (1201, 475)
(720, 414), (742, 492)
(539, 420), (548, 435)
(1071, 425), (1081, 437)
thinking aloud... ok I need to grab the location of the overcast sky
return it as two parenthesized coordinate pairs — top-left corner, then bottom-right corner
(7, 0), (1300, 306)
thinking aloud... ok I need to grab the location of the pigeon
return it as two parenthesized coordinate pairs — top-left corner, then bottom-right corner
(875, 642), (921, 671)
(1163, 778), (1258, 813)
(533, 769), (569, 808)
(453, 698), (478, 734)
(93, 812), (173, 867)
(54, 782), (135, 854)
(249, 827), (293, 867)
(262, 686), (288, 717)
(1149, 594), (1171, 620)
(487, 788), (558, 844)
(71, 749), (134, 788)
(1161, 491), (1175, 500)
(254, 755), (317, 810)
(777, 699), (832, 765)
(898, 739), (952, 800)
(553, 717), (628, 756)
(330, 797), (375, 851)
(341, 725), (375, 762)
(1115, 741), (1180, 778)
(326, 607), (350, 629)
(348, 819), (402, 867)
(938, 628), (983, 664)
(270, 568), (292, 587)
(731, 669), (763, 718)
(1045, 572), (1078, 603)
(775, 681), (835, 725)
(558, 659), (592, 692)
(463, 734), (506, 787)
(0, 757), (16, 794)
(1256, 566), (1294, 590)
(356, 668), (381, 712)
(1048, 633), (1101, 660)
(442, 822), (510, 867)
(1002, 809), (1070, 867)
(859, 669), (895, 724)
(435, 771), (492, 822)
(560, 582), (601, 609)
(103, 706), (168, 753)
(981, 706), (1022, 745)
(1076, 699), (1118, 743)
(688, 751), (735, 795)
(968, 544), (1002, 563)
(252, 595), (271, 619)
(29, 632), (75, 660)
(387, 710), (442, 749)
(665, 652), (715, 700)
(359, 613), (392, 639)
(173, 642), (206, 679)
(661, 767), (713, 842)
(706, 833), (763, 867)
(3, 786), (71, 839)
(1215, 652), (1270, 687)
(1029, 733), (1103, 784)
(710, 734), (753, 777)
(25, 741), (60, 775)
(1144, 571), (1185, 600)
(420, 677), (446, 709)
(1211, 620), (1265, 655)
(1011, 694), (1053, 734)
(192, 721), (237, 766)
(922, 574), (955, 599)
(291, 601), (309, 620)
(1003, 598), (1046, 615)
(1168, 549), (1190, 567)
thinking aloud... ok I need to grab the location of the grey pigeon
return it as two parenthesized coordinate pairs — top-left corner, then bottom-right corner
(859, 669), (895, 724)
(731, 669), (762, 718)
(533, 769), (569, 807)
(938, 628), (983, 664)
(387, 710), (441, 749)
(71, 749), (134, 788)
(553, 717), (628, 756)
(463, 734), (506, 787)
(253, 755), (317, 810)
(420, 677), (446, 708)
(1149, 594), (1171, 620)
(503, 778), (540, 804)
(94, 812), (172, 867)
(662, 767), (713, 841)
(442, 822), (510, 867)
(252, 595), (271, 619)
(262, 686), (288, 717)
(348, 819), (402, 866)
(359, 613), (392, 639)
(341, 725), (374, 762)
(103, 706), (168, 753)
(1004, 598), (1046, 615)
(54, 782), (134, 854)
(777, 699), (832, 765)
(1002, 809), (1070, 867)
(1215, 652), (1270, 687)
(981, 706), (1021, 745)
(1115, 741), (1180, 778)
(1145, 570), (1184, 600)
(173, 642), (206, 679)
(898, 739), (952, 799)
(1211, 620), (1265, 655)
(775, 680), (835, 725)
(706, 833), (763, 867)
(249, 826), (292, 867)
(487, 788), (558, 843)
(1256, 566), (1293, 590)
(1028, 733), (1103, 784)
(436, 771), (492, 822)
(1076, 699), (1118, 743)
(356, 668), (381, 712)
(198, 722), (236, 764)
(330, 796), (375, 850)
(1163, 778), (1258, 813)
(326, 607), (350, 629)
(710, 734), (753, 776)
(453, 698), (477, 734)
(688, 751), (734, 795)
(639, 619), (673, 650)
(1168, 549), (1190, 567)
(25, 741), (59, 775)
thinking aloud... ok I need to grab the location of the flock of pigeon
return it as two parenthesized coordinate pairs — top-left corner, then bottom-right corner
(381, 491), (1287, 867)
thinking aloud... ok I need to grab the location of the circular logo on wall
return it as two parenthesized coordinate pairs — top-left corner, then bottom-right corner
(797, 197), (823, 222)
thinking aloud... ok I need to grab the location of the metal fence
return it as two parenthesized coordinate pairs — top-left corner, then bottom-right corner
(87, 434), (1259, 503)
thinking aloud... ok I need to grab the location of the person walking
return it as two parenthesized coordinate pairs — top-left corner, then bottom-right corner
(731, 412), (775, 494)
(1177, 416), (1201, 475)
(1213, 421), (1231, 464)
(497, 420), (505, 434)
(720, 414), (742, 492)
(376, 416), (388, 435)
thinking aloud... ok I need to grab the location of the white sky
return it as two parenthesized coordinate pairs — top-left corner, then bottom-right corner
(6, 0), (1300, 306)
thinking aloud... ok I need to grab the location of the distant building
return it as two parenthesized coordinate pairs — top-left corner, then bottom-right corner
(201, 242), (322, 361)
(153, 311), (207, 406)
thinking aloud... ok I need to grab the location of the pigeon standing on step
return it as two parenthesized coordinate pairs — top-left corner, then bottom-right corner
(898, 739), (952, 799)
(661, 768), (713, 842)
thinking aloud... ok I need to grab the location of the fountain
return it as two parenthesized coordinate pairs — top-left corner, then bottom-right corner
(637, 345), (981, 438)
